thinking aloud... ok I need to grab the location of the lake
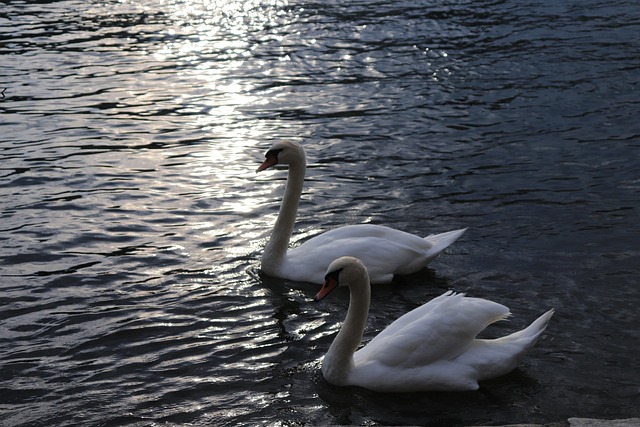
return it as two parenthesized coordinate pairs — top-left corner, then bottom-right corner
(1, 0), (639, 425)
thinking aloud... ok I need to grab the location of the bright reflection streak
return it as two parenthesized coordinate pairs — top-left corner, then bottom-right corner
(148, 0), (295, 251)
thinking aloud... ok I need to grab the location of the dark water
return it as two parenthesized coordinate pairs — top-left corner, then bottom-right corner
(1, 0), (639, 425)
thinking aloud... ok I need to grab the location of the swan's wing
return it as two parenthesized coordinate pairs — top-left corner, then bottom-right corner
(354, 292), (510, 369)
(286, 225), (432, 283)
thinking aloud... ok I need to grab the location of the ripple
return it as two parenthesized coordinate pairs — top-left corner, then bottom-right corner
(2, 0), (640, 426)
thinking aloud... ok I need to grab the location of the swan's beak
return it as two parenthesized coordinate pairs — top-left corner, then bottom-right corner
(314, 276), (339, 301)
(256, 153), (278, 172)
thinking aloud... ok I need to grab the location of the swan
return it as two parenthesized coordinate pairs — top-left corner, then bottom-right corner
(256, 141), (467, 284)
(314, 256), (554, 392)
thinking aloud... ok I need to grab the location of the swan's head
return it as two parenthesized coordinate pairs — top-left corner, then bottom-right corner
(314, 256), (368, 301)
(256, 141), (306, 172)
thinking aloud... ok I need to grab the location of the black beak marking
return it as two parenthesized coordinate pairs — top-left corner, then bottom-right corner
(324, 268), (343, 287)
(266, 148), (283, 161)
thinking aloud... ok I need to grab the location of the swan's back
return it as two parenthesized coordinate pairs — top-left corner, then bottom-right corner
(347, 292), (554, 391)
(285, 225), (465, 283)
(354, 292), (510, 368)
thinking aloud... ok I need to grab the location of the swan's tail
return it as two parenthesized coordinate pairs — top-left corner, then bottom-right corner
(470, 309), (554, 382)
(423, 228), (467, 262)
(503, 308), (555, 348)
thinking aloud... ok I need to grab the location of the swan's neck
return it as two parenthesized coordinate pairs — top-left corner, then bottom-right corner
(261, 161), (305, 273)
(322, 279), (371, 385)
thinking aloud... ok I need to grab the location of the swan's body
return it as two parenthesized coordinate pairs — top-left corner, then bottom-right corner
(314, 257), (554, 392)
(256, 141), (466, 284)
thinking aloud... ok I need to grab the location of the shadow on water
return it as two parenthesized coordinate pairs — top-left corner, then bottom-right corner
(313, 369), (546, 426)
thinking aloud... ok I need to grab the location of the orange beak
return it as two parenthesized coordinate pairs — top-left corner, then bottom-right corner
(256, 152), (278, 172)
(314, 276), (339, 301)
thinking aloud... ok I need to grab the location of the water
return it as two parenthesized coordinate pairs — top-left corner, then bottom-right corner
(1, 0), (639, 425)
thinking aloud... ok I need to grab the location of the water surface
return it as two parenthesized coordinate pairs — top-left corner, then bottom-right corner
(1, 0), (639, 425)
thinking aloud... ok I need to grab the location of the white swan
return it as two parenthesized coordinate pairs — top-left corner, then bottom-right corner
(314, 256), (554, 392)
(256, 141), (466, 284)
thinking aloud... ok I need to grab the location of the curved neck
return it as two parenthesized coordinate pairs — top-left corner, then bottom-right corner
(323, 276), (371, 384)
(261, 160), (306, 271)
